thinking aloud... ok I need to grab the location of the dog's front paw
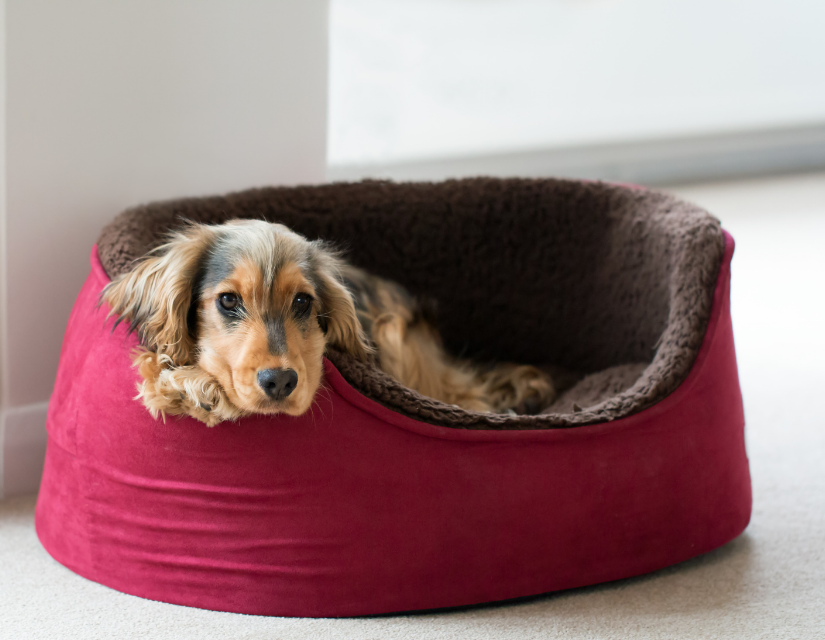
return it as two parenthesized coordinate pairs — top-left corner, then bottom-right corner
(179, 377), (245, 427)
(133, 350), (244, 426)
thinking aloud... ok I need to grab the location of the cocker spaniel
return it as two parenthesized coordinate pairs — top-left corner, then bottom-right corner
(102, 220), (555, 426)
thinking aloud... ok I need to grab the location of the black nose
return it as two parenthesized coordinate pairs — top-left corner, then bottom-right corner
(257, 368), (298, 400)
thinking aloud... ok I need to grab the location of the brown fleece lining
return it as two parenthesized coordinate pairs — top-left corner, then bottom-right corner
(97, 178), (724, 429)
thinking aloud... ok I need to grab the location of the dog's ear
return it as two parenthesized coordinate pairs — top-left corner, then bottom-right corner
(310, 243), (372, 361)
(101, 224), (216, 365)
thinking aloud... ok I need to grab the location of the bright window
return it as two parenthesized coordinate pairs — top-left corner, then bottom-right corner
(329, 0), (825, 167)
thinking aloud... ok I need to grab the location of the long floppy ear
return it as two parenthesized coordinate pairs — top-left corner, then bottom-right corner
(100, 224), (216, 365)
(310, 243), (373, 362)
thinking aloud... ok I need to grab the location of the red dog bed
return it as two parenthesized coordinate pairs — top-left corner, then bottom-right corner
(36, 179), (751, 617)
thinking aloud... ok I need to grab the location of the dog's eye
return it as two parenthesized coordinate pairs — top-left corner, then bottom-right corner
(292, 293), (312, 315)
(218, 293), (239, 311)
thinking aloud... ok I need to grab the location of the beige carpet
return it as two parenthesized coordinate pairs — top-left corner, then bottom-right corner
(2, 172), (824, 639)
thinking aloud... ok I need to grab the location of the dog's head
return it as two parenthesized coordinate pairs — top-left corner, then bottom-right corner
(101, 219), (370, 417)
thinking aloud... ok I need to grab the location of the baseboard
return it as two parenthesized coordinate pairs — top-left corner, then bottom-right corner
(1, 401), (49, 499)
(326, 122), (825, 186)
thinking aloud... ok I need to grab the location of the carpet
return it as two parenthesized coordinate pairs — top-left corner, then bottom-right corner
(1, 172), (823, 638)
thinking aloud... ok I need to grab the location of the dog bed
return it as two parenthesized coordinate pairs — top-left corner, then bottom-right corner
(35, 179), (751, 617)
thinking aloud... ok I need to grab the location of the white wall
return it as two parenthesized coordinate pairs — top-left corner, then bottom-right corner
(0, 0), (330, 497)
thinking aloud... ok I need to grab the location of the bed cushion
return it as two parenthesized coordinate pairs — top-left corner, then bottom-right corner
(96, 178), (725, 427)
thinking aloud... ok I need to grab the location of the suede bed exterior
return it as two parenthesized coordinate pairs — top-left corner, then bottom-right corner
(96, 178), (725, 429)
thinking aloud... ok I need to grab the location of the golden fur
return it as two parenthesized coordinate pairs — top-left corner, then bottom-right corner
(102, 220), (554, 426)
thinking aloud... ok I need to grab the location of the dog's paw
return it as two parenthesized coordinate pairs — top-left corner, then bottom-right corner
(512, 366), (556, 415)
(181, 377), (245, 427)
(482, 364), (556, 416)
(132, 350), (244, 426)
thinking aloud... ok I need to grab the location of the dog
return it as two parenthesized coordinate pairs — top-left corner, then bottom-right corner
(101, 219), (555, 426)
